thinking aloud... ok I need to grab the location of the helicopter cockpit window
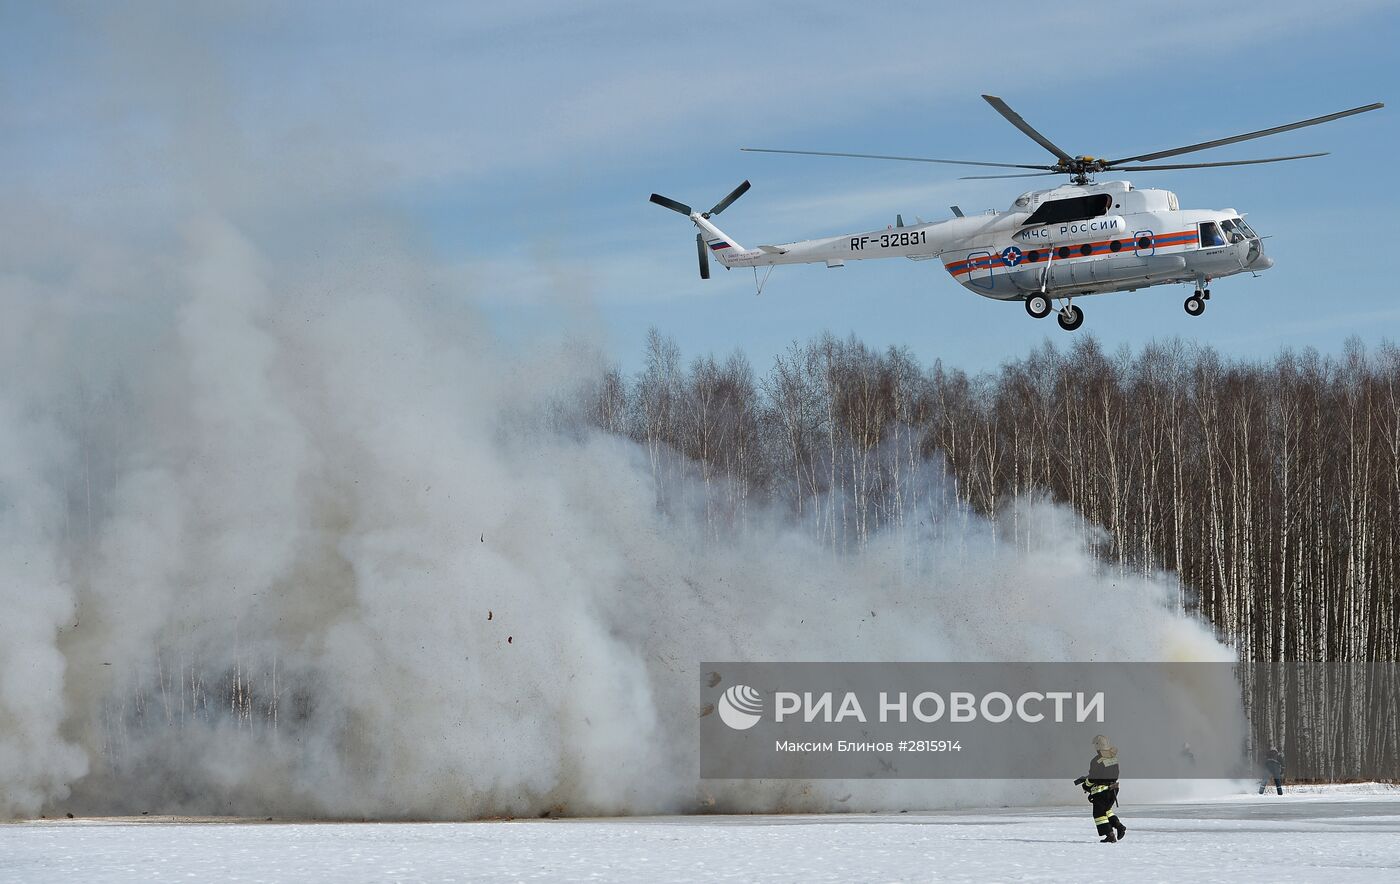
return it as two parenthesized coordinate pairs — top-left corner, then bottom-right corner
(1020, 193), (1112, 227)
(1232, 217), (1256, 239)
(1198, 222), (1226, 247)
(1220, 219), (1246, 244)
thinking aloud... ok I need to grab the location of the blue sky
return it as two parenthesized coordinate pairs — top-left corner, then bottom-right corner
(2, 1), (1397, 375)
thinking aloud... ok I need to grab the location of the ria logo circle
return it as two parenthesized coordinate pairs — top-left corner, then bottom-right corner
(718, 685), (764, 730)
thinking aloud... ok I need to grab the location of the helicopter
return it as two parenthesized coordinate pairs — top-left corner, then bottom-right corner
(649, 95), (1383, 330)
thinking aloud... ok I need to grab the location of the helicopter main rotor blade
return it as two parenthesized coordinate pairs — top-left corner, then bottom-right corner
(958, 171), (1064, 180)
(981, 94), (1075, 164)
(1107, 102), (1383, 165)
(740, 147), (1053, 171)
(706, 180), (750, 217)
(1117, 152), (1330, 172)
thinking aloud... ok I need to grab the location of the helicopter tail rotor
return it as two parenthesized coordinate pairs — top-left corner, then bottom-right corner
(650, 180), (751, 219)
(650, 181), (753, 278)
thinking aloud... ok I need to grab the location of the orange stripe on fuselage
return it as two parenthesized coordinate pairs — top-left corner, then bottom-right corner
(945, 229), (1197, 277)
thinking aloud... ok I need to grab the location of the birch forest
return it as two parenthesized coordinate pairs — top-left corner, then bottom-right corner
(588, 330), (1400, 666)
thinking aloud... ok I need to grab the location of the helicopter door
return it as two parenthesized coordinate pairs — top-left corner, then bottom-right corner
(1133, 230), (1155, 257)
(965, 251), (993, 290)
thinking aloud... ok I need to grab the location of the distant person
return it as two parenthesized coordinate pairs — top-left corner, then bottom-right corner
(1074, 734), (1127, 843)
(1259, 747), (1285, 795)
(1181, 742), (1196, 766)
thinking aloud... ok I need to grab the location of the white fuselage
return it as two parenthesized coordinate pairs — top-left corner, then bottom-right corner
(703, 180), (1270, 300)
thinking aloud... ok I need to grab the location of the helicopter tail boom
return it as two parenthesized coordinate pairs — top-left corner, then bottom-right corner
(692, 214), (748, 266)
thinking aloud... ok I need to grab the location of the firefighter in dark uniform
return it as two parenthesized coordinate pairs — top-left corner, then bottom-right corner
(1259, 747), (1285, 795)
(1076, 734), (1127, 843)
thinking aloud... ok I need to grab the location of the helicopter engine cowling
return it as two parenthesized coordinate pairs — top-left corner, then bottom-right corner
(1013, 215), (1127, 246)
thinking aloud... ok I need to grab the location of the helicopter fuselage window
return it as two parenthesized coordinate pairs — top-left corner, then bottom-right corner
(1021, 193), (1112, 227)
(1198, 222), (1226, 248)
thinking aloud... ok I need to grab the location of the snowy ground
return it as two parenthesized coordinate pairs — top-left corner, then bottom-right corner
(3, 787), (1397, 883)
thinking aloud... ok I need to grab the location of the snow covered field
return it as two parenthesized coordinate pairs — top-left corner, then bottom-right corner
(3, 788), (1397, 883)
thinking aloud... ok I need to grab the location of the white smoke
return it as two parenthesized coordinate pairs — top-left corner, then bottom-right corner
(0, 210), (1237, 820)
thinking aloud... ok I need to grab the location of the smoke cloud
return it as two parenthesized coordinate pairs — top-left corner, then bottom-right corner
(0, 209), (1238, 820)
(0, 7), (1240, 819)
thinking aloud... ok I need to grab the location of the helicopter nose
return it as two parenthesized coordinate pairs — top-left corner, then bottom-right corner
(1249, 253), (1274, 271)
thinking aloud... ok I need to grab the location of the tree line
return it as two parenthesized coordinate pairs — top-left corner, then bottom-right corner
(585, 329), (1400, 666)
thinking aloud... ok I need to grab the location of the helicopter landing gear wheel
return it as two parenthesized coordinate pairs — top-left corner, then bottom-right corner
(1185, 293), (1206, 316)
(1025, 293), (1052, 319)
(1203, 288), (1211, 301)
(1057, 304), (1084, 331)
